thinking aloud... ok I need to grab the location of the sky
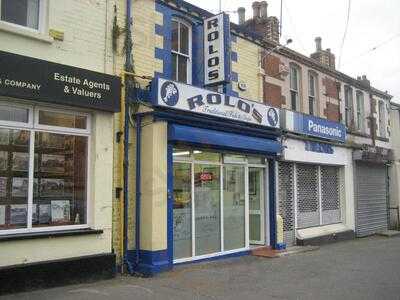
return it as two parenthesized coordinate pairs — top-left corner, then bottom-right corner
(185, 0), (400, 102)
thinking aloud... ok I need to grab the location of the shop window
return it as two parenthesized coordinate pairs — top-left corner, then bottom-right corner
(171, 19), (192, 84)
(356, 91), (365, 132)
(0, 103), (90, 234)
(290, 64), (300, 111)
(344, 86), (353, 128)
(0, 0), (42, 30)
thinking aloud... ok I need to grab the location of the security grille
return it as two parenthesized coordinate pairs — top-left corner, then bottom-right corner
(296, 164), (319, 228)
(278, 162), (295, 246)
(321, 166), (341, 225)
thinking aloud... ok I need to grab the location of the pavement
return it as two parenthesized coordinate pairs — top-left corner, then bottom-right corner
(2, 235), (400, 300)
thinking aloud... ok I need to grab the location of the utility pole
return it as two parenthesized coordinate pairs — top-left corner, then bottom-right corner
(280, 0), (283, 37)
(219, 0), (222, 13)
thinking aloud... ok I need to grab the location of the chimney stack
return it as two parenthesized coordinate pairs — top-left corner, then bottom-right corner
(315, 37), (322, 51)
(238, 7), (246, 25)
(252, 1), (261, 19)
(260, 1), (268, 20)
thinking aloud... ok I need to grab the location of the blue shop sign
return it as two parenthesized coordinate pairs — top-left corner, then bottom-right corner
(305, 141), (334, 154)
(292, 113), (346, 142)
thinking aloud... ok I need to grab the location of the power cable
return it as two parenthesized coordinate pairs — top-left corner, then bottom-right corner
(282, 0), (306, 53)
(338, 0), (352, 69)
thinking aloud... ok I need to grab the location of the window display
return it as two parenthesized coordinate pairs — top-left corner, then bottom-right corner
(0, 104), (89, 233)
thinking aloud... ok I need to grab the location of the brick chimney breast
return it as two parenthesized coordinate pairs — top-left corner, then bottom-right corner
(252, 2), (261, 19)
(260, 1), (268, 20)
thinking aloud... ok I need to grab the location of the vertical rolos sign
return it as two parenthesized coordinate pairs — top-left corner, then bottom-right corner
(204, 13), (231, 86)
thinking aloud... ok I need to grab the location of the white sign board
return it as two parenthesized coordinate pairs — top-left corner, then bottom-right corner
(155, 78), (280, 129)
(204, 13), (230, 86)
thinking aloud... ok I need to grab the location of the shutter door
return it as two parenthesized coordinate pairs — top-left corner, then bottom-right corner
(355, 163), (388, 237)
(278, 162), (295, 246)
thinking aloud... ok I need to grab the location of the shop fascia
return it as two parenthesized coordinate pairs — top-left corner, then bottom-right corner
(152, 77), (280, 129)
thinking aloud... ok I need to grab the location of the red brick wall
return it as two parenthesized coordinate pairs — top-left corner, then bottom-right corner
(322, 77), (339, 99)
(264, 82), (285, 108)
(264, 54), (282, 80)
(324, 102), (340, 122)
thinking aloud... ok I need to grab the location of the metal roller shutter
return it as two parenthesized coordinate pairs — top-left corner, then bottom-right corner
(296, 164), (319, 228)
(355, 162), (388, 237)
(278, 162), (295, 246)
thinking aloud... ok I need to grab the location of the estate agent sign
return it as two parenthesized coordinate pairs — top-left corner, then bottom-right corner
(0, 51), (120, 112)
(153, 78), (280, 129)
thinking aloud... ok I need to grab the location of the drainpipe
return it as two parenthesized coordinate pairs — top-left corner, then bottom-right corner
(135, 115), (142, 267)
(123, 0), (134, 274)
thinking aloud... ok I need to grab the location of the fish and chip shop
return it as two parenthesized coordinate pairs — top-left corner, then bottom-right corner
(127, 77), (282, 274)
(278, 110), (355, 247)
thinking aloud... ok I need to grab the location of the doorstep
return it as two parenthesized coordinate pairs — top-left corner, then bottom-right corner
(376, 230), (400, 237)
(251, 245), (319, 258)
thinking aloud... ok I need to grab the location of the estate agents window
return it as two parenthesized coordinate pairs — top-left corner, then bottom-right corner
(0, 0), (44, 31)
(344, 86), (353, 128)
(0, 103), (90, 234)
(356, 91), (365, 132)
(308, 72), (317, 116)
(290, 64), (300, 111)
(171, 19), (192, 84)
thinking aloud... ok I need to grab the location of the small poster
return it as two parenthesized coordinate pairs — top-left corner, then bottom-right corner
(12, 130), (29, 146)
(10, 204), (27, 225)
(39, 204), (51, 224)
(0, 151), (8, 170)
(40, 178), (64, 197)
(0, 205), (5, 225)
(12, 177), (29, 197)
(0, 129), (9, 145)
(51, 200), (70, 223)
(12, 152), (29, 171)
(0, 177), (7, 197)
(41, 154), (65, 173)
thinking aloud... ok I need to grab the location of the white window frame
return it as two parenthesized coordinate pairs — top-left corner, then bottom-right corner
(0, 102), (91, 235)
(290, 64), (300, 111)
(378, 100), (387, 138)
(171, 18), (192, 84)
(344, 86), (353, 128)
(308, 72), (317, 116)
(356, 91), (365, 133)
(0, 0), (49, 38)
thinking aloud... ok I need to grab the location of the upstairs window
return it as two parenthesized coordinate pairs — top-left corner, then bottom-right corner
(344, 86), (353, 128)
(378, 101), (387, 138)
(308, 72), (317, 116)
(356, 91), (365, 132)
(290, 64), (300, 111)
(0, 0), (41, 30)
(171, 19), (191, 84)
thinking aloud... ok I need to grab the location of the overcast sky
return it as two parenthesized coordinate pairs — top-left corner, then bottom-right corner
(186, 0), (400, 102)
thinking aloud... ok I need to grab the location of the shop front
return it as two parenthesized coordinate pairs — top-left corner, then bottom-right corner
(128, 78), (281, 273)
(0, 51), (120, 293)
(279, 111), (355, 246)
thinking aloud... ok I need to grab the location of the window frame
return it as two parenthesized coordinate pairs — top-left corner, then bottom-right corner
(0, 102), (92, 236)
(289, 64), (300, 111)
(171, 18), (192, 84)
(344, 86), (353, 128)
(378, 100), (387, 138)
(355, 91), (365, 133)
(0, 0), (47, 33)
(308, 72), (318, 116)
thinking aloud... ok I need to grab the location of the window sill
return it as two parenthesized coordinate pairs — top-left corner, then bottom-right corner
(0, 22), (54, 44)
(0, 228), (103, 242)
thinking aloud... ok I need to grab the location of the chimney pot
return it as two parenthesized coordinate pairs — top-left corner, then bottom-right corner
(238, 7), (246, 25)
(315, 37), (322, 51)
(252, 1), (261, 18)
(260, 1), (268, 19)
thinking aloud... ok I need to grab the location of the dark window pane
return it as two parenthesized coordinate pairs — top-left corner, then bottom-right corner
(1, 0), (39, 29)
(309, 96), (314, 115)
(171, 21), (179, 52)
(39, 111), (87, 129)
(177, 56), (187, 83)
(33, 132), (88, 227)
(291, 90), (297, 111)
(172, 53), (177, 81)
(180, 23), (189, 55)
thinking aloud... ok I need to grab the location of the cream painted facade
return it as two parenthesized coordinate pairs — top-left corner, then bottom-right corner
(389, 106), (400, 228)
(0, 0), (117, 268)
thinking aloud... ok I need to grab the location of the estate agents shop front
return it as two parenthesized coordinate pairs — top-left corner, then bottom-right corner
(129, 78), (281, 274)
(278, 111), (355, 246)
(0, 51), (120, 293)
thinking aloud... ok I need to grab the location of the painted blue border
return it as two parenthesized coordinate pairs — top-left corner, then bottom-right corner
(175, 250), (251, 266)
(268, 160), (277, 249)
(167, 142), (174, 265)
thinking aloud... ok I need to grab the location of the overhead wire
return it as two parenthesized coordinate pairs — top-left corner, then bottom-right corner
(338, 0), (352, 69)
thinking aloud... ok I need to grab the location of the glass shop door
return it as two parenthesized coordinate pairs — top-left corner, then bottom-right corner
(249, 167), (265, 245)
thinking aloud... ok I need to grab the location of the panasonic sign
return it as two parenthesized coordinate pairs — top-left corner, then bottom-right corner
(204, 13), (231, 86)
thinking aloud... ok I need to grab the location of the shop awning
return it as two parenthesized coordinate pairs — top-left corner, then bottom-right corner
(168, 124), (282, 155)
